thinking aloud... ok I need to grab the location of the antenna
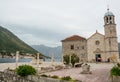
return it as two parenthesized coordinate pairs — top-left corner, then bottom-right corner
(107, 5), (109, 12)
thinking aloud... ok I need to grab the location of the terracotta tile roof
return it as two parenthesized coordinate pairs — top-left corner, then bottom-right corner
(61, 35), (86, 42)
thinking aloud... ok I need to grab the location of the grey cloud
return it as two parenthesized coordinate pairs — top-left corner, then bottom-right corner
(0, 0), (120, 47)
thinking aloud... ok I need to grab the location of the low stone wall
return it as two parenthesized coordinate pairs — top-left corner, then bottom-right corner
(28, 76), (64, 82)
(0, 71), (70, 82)
(0, 71), (33, 82)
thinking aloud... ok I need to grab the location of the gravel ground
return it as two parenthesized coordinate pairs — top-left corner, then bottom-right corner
(45, 63), (114, 82)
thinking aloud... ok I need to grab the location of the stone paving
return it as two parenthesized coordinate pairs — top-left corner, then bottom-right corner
(45, 63), (114, 82)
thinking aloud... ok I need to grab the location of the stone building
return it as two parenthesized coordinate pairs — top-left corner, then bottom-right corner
(61, 35), (87, 62)
(61, 9), (119, 62)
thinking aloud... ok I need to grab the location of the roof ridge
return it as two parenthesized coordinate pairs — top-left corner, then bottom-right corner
(61, 35), (86, 42)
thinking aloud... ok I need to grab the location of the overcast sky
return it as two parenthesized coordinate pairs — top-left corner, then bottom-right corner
(0, 0), (120, 47)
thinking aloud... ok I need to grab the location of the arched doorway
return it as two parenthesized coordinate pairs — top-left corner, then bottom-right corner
(96, 54), (102, 62)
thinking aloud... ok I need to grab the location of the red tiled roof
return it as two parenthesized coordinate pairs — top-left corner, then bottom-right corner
(61, 35), (86, 42)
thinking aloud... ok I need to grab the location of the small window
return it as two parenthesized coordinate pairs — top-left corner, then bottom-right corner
(70, 45), (74, 50)
(95, 41), (100, 45)
(82, 46), (84, 49)
(77, 46), (79, 49)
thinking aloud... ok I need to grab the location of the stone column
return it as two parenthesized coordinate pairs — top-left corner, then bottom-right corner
(16, 51), (19, 68)
(36, 53), (40, 75)
(37, 53), (39, 67)
(51, 53), (54, 65)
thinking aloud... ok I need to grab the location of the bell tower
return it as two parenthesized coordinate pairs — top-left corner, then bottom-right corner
(104, 9), (119, 62)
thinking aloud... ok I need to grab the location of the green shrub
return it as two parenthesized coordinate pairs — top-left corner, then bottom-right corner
(40, 74), (48, 77)
(63, 54), (79, 67)
(110, 66), (120, 76)
(117, 63), (120, 67)
(61, 76), (72, 81)
(16, 65), (36, 77)
(63, 55), (70, 65)
(51, 75), (59, 79)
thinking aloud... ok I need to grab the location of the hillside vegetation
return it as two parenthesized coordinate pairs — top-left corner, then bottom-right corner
(0, 26), (37, 54)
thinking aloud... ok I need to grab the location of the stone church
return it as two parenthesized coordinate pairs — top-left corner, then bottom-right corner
(61, 9), (119, 62)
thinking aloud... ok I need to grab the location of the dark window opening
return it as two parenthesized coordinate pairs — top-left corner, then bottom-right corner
(71, 45), (74, 50)
(82, 46), (84, 49)
(106, 17), (108, 24)
(110, 16), (111, 20)
(110, 17), (112, 24)
(77, 46), (79, 49)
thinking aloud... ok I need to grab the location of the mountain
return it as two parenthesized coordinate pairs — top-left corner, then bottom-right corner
(0, 26), (37, 55)
(31, 45), (62, 61)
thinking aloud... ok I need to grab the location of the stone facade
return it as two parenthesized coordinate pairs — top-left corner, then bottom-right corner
(61, 10), (119, 62)
(61, 35), (87, 62)
(87, 31), (106, 62)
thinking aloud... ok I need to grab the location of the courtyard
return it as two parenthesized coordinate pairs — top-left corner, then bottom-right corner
(44, 63), (114, 82)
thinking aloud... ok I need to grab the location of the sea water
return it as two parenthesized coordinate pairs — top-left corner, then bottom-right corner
(45, 58), (62, 62)
(0, 58), (32, 63)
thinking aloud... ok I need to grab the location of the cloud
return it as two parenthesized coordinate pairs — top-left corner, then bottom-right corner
(0, 0), (120, 47)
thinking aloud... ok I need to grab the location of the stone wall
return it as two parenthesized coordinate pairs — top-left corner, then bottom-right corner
(62, 40), (87, 62)
(0, 71), (70, 82)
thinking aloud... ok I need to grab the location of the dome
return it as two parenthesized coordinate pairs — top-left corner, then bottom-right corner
(104, 11), (114, 16)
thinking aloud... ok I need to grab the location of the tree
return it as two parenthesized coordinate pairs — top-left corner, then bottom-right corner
(63, 55), (70, 65)
(16, 65), (36, 77)
(63, 54), (79, 67)
(71, 54), (79, 67)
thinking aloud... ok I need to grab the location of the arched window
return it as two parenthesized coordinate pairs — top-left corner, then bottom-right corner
(110, 16), (112, 24)
(106, 17), (109, 24)
(110, 16), (111, 20)
(95, 41), (100, 45)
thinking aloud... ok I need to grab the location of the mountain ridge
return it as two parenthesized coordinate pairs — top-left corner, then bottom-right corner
(31, 45), (62, 60)
(0, 26), (37, 55)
